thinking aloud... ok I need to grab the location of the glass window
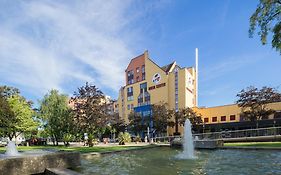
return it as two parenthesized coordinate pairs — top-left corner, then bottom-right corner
(127, 87), (133, 101)
(142, 73), (145, 80)
(221, 116), (226, 121)
(141, 65), (145, 73)
(212, 117), (217, 122)
(127, 104), (130, 110)
(127, 70), (134, 84)
(140, 83), (147, 89)
(204, 118), (209, 123)
(230, 115), (236, 120)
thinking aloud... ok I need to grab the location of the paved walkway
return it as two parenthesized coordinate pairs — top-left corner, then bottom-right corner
(48, 142), (153, 147)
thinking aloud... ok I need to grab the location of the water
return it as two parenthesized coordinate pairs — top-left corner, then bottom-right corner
(5, 141), (19, 156)
(77, 147), (281, 175)
(176, 119), (195, 159)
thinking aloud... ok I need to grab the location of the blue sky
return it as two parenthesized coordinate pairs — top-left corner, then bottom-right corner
(0, 0), (280, 107)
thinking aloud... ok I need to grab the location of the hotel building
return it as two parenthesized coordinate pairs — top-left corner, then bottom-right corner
(117, 51), (281, 135)
(117, 50), (197, 135)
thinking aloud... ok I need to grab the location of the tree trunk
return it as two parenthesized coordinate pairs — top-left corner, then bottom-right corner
(174, 115), (180, 136)
(8, 135), (13, 141)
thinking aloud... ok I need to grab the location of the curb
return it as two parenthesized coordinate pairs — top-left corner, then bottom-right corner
(219, 146), (281, 150)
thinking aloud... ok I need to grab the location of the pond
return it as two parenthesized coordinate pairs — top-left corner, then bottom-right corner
(77, 147), (281, 175)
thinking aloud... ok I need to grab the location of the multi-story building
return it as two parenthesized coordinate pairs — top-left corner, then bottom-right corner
(193, 102), (281, 132)
(117, 51), (198, 135)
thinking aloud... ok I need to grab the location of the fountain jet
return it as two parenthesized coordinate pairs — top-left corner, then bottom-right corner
(176, 119), (195, 159)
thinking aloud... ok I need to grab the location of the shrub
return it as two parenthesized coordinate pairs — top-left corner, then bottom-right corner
(118, 132), (131, 145)
(63, 133), (73, 147)
(134, 135), (142, 143)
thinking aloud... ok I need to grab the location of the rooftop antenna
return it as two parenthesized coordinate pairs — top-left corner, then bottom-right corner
(195, 48), (198, 107)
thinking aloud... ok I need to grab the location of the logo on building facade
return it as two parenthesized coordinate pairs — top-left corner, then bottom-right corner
(152, 73), (161, 84)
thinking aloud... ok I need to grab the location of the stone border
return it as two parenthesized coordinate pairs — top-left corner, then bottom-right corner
(219, 146), (281, 150)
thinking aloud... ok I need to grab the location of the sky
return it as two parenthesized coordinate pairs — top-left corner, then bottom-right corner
(0, 0), (280, 107)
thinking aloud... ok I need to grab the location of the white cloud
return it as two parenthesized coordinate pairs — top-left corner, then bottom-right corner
(199, 53), (267, 83)
(0, 0), (139, 97)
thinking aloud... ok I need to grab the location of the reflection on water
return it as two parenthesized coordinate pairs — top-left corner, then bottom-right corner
(78, 147), (281, 175)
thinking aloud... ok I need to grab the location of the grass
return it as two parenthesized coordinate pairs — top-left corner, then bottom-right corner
(0, 144), (154, 154)
(224, 142), (281, 148)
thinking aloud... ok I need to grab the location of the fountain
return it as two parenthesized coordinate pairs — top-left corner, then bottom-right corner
(176, 119), (195, 159)
(0, 141), (81, 174)
(5, 141), (19, 156)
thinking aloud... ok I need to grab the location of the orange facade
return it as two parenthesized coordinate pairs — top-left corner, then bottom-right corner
(125, 53), (145, 85)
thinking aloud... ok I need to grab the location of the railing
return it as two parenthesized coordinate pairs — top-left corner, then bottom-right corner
(194, 126), (281, 140)
(154, 126), (281, 143)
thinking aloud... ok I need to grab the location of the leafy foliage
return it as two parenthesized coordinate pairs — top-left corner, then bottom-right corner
(118, 132), (131, 145)
(0, 95), (16, 138)
(63, 133), (73, 147)
(71, 82), (111, 137)
(39, 89), (73, 145)
(0, 86), (20, 98)
(171, 107), (202, 134)
(151, 103), (173, 134)
(0, 86), (38, 140)
(128, 111), (148, 135)
(236, 86), (281, 121)
(249, 0), (281, 53)
(134, 135), (142, 143)
(7, 95), (38, 139)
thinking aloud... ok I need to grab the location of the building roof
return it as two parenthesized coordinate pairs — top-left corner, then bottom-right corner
(125, 53), (145, 71)
(161, 61), (176, 73)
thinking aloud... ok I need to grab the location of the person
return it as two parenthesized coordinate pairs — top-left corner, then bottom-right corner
(144, 136), (148, 143)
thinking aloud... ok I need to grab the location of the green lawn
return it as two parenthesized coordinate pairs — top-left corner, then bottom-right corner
(224, 142), (281, 147)
(0, 144), (154, 154)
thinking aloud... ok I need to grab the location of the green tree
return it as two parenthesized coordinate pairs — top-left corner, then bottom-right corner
(128, 111), (148, 136)
(151, 103), (173, 135)
(249, 0), (281, 53)
(0, 95), (16, 138)
(236, 86), (281, 122)
(72, 82), (108, 137)
(6, 95), (38, 140)
(0, 86), (20, 98)
(39, 89), (73, 145)
(171, 107), (202, 135)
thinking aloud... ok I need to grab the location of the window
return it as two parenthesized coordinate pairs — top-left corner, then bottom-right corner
(127, 104), (130, 110)
(127, 87), (133, 101)
(221, 116), (226, 121)
(230, 115), (236, 121)
(127, 70), (134, 84)
(138, 95), (143, 104)
(138, 83), (150, 106)
(274, 111), (281, 118)
(212, 117), (217, 122)
(140, 83), (147, 91)
(204, 118), (209, 123)
(131, 104), (134, 110)
(141, 65), (145, 73)
(141, 65), (145, 80)
(144, 92), (150, 104)
(136, 67), (140, 73)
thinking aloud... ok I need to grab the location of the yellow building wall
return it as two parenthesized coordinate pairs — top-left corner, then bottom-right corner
(193, 102), (281, 124)
(194, 104), (240, 124)
(145, 58), (169, 105)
